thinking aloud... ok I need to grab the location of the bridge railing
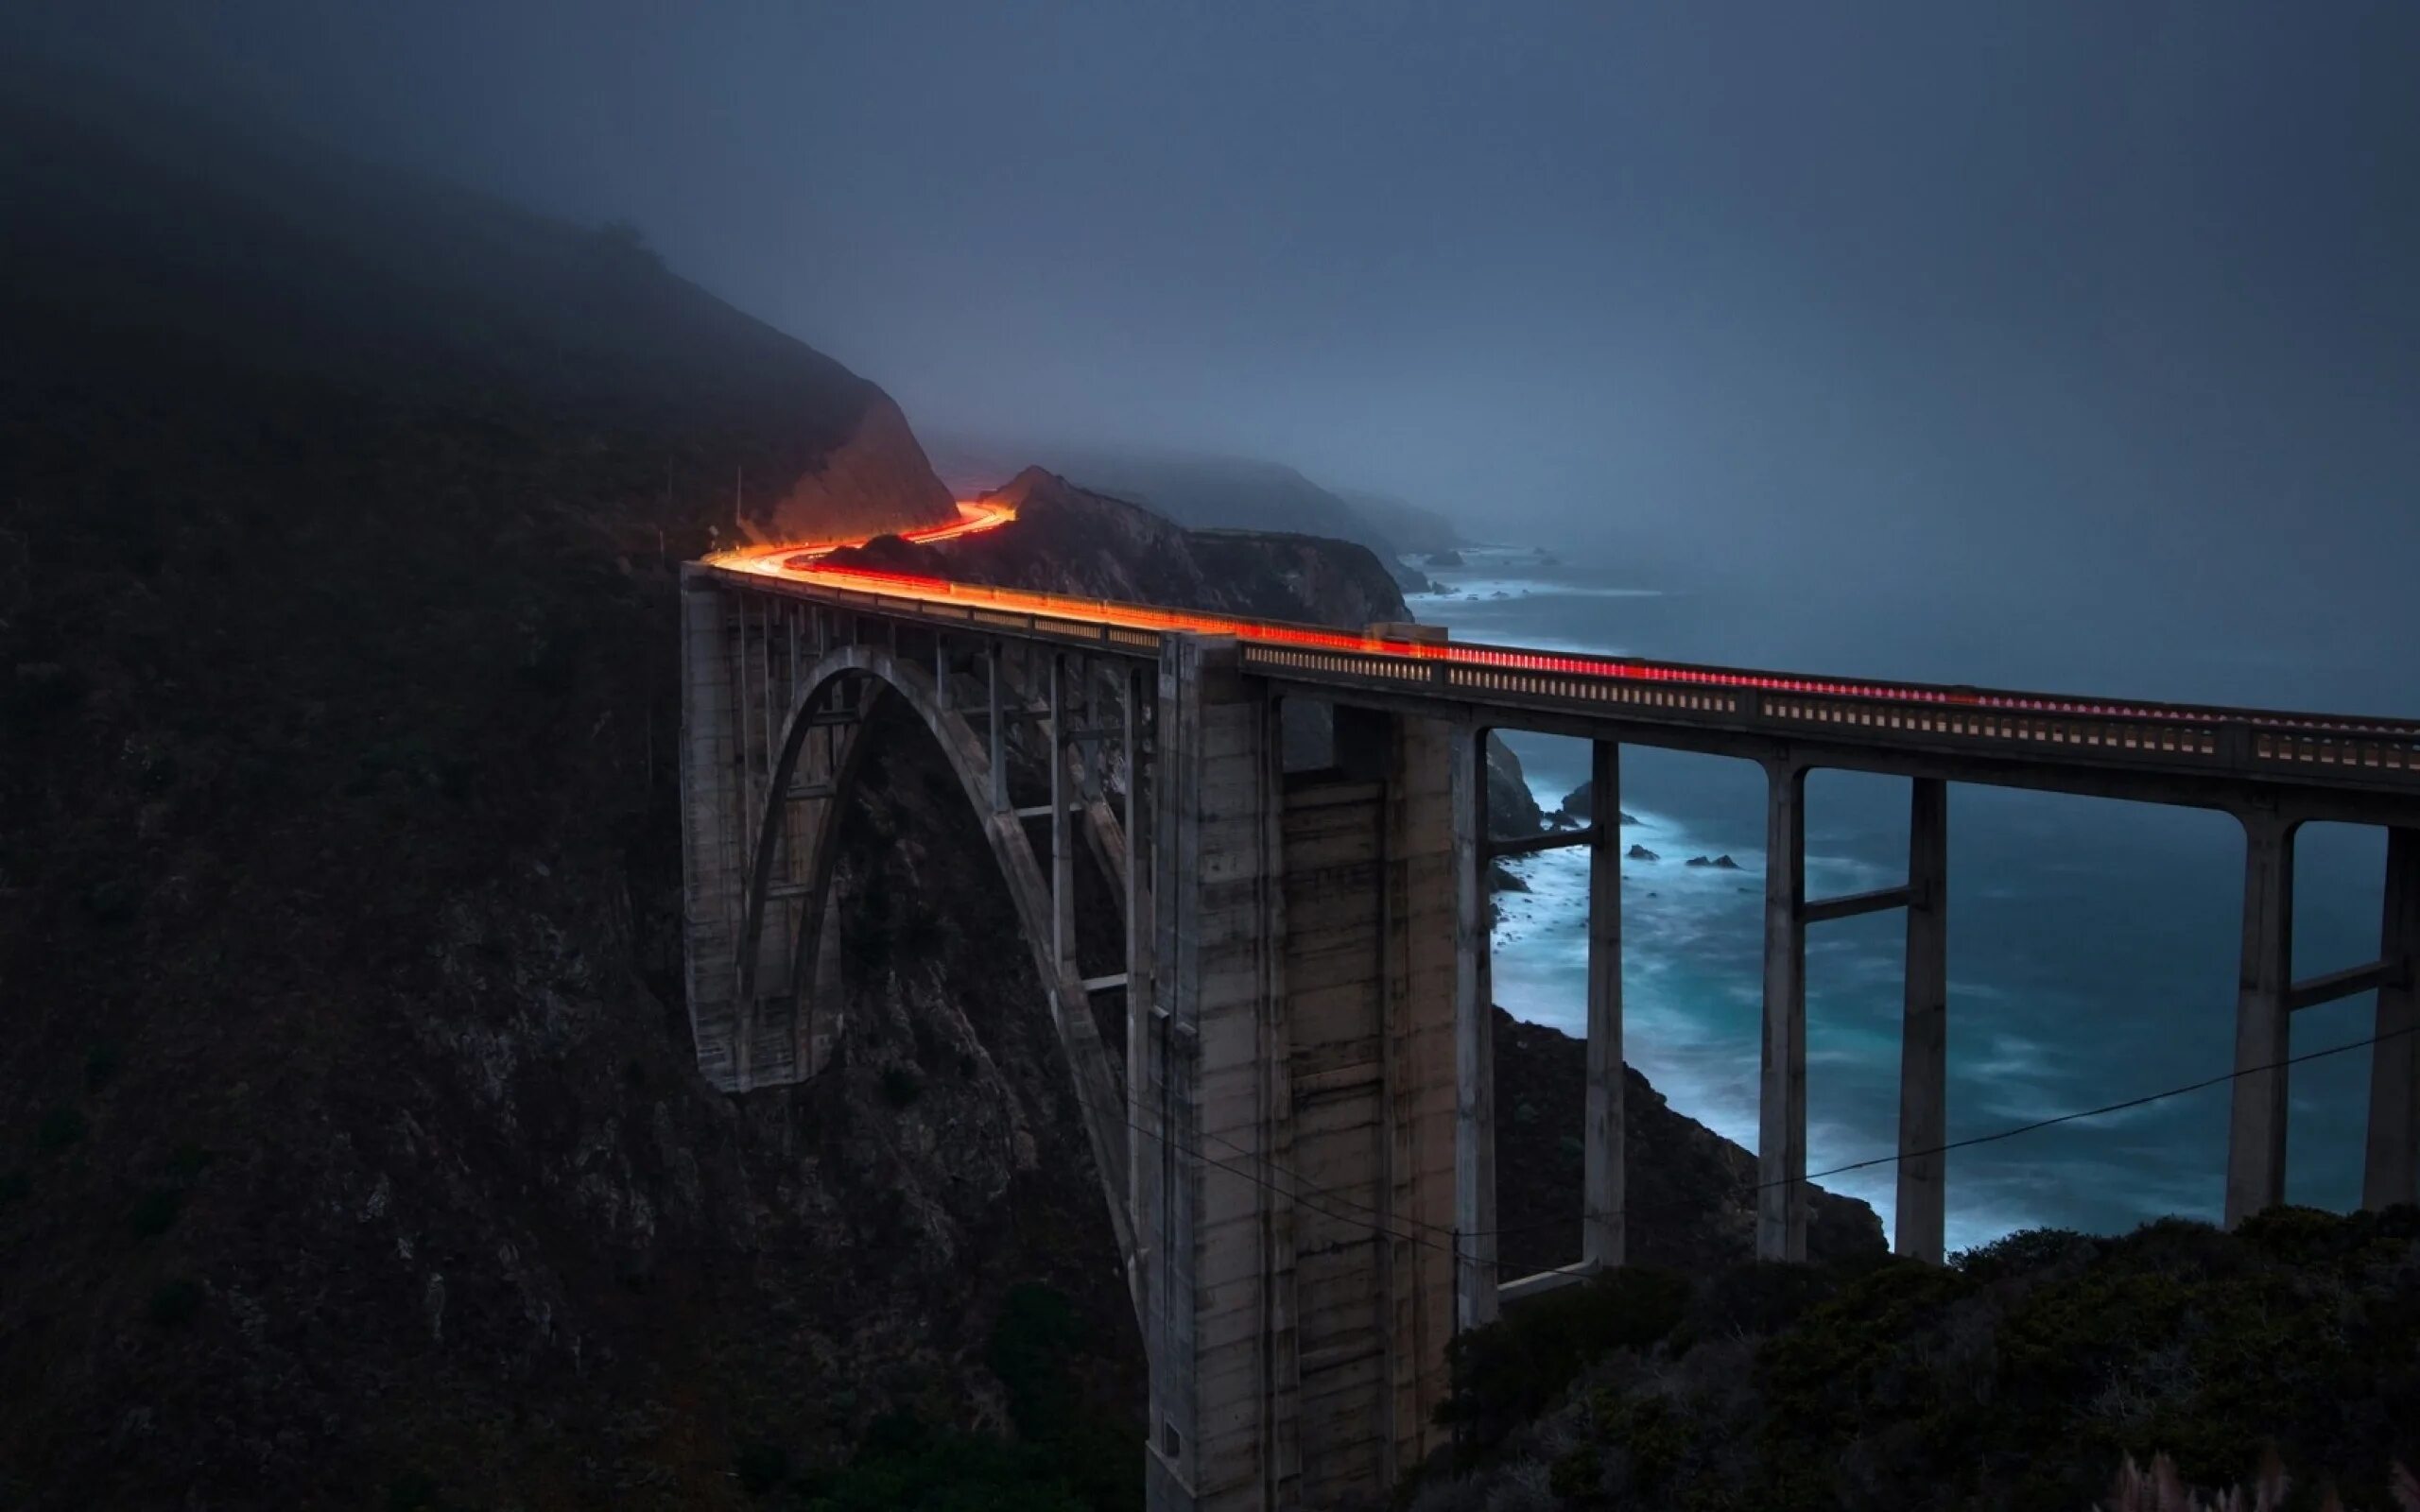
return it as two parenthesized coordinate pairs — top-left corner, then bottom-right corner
(703, 561), (2420, 795)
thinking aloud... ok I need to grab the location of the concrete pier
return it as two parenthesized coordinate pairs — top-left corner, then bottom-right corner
(2365, 828), (2420, 1211)
(1894, 778), (1949, 1262)
(1451, 724), (1498, 1328)
(1582, 739), (1625, 1268)
(2225, 812), (2297, 1228)
(1143, 639), (1460, 1510)
(1758, 758), (1809, 1262)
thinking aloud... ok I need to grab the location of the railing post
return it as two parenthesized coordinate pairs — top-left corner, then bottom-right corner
(2224, 809), (2296, 1228)
(1582, 739), (1624, 1268)
(2364, 827), (2420, 1211)
(1450, 724), (1498, 1329)
(1895, 777), (1948, 1263)
(1757, 757), (1808, 1262)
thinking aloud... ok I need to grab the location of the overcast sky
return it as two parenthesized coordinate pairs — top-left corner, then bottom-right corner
(19, 1), (2420, 696)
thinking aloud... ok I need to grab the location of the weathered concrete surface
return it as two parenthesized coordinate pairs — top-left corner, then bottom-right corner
(680, 566), (747, 1091)
(1143, 640), (1459, 1511)
(1757, 758), (1808, 1262)
(2225, 812), (2296, 1228)
(2367, 828), (2420, 1211)
(1895, 777), (1948, 1263)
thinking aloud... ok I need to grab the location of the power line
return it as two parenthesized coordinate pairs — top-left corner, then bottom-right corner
(1761, 1017), (2419, 1194)
(1065, 1017), (2415, 1263)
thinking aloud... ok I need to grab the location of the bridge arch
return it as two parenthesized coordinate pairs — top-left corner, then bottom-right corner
(729, 642), (1136, 1272)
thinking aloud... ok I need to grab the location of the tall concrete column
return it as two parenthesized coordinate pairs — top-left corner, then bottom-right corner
(2224, 810), (2297, 1228)
(677, 567), (747, 1091)
(1895, 777), (1948, 1263)
(1757, 758), (1808, 1262)
(2364, 827), (2420, 1211)
(1126, 665), (1155, 1247)
(1381, 714), (1460, 1487)
(1582, 739), (1625, 1268)
(1450, 724), (1498, 1329)
(1144, 635), (1280, 1511)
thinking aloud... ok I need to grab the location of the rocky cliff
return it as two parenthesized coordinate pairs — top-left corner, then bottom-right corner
(921, 440), (1432, 590)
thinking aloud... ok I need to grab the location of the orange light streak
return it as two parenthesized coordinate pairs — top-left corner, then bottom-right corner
(708, 507), (2420, 738)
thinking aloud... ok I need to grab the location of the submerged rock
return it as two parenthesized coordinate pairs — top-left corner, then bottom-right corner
(1627, 844), (1659, 862)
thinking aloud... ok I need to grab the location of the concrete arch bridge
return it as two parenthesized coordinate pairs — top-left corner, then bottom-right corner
(681, 537), (2420, 1512)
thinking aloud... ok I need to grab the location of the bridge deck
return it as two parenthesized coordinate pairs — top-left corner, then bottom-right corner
(700, 556), (2420, 813)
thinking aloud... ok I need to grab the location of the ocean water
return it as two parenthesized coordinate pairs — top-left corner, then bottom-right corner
(1412, 545), (2398, 1255)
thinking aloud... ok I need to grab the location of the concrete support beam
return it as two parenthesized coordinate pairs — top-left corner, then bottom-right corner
(2364, 827), (2420, 1211)
(1126, 666), (1155, 1253)
(1803, 884), (1916, 925)
(1145, 635), (1275, 1511)
(1757, 758), (1808, 1262)
(1382, 714), (1459, 1488)
(1582, 739), (1625, 1268)
(1051, 652), (1075, 971)
(2287, 958), (2398, 1013)
(1489, 828), (1596, 860)
(988, 642), (1007, 813)
(677, 568), (746, 1091)
(1450, 725), (1498, 1327)
(2224, 811), (2297, 1228)
(1895, 777), (1948, 1264)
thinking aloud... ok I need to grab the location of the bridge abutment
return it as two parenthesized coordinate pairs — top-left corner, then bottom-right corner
(1144, 638), (1461, 1511)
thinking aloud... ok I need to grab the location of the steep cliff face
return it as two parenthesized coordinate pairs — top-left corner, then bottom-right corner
(859, 466), (1412, 626)
(752, 390), (959, 545)
(921, 440), (1434, 590)
(1, 78), (956, 552)
(1492, 1011), (1883, 1278)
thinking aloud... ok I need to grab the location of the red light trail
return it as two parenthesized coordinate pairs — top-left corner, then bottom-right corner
(710, 505), (2417, 738)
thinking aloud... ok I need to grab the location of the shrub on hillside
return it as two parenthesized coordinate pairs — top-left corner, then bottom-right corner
(1413, 1207), (2420, 1512)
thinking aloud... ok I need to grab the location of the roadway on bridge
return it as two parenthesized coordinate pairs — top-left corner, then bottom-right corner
(710, 503), (2414, 739)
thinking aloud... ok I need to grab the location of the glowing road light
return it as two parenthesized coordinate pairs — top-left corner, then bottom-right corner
(708, 506), (2417, 739)
(715, 499), (1019, 575)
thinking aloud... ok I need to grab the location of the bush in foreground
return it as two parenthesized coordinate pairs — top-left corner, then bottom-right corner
(1409, 1205), (2420, 1512)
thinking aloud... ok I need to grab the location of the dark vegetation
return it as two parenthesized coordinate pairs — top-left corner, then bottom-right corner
(0, 77), (1133, 1507)
(1409, 1205), (2420, 1512)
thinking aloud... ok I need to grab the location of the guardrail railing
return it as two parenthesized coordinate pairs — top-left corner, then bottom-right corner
(710, 561), (2420, 793)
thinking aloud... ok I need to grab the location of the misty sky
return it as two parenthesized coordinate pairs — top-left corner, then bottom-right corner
(20, 2), (2420, 702)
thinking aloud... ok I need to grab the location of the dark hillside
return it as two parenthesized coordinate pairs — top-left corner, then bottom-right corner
(0, 86), (1098, 1510)
(0, 77), (954, 544)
